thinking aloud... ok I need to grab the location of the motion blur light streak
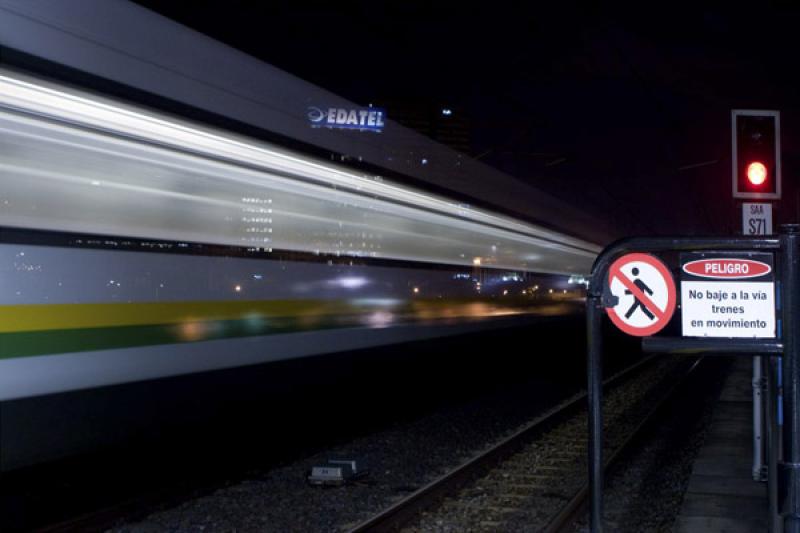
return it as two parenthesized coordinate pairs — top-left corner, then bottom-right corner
(0, 70), (598, 274)
(0, 71), (553, 237)
(0, 68), (593, 411)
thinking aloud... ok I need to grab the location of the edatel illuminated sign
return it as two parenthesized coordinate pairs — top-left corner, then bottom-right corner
(307, 106), (386, 133)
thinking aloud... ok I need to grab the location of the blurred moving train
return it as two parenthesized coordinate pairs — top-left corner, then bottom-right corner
(0, 70), (599, 469)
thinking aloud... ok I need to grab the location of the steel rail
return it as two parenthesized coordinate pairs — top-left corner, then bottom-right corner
(543, 357), (704, 533)
(348, 355), (660, 533)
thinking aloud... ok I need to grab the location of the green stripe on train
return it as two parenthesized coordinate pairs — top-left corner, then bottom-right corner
(0, 315), (349, 359)
(0, 299), (570, 359)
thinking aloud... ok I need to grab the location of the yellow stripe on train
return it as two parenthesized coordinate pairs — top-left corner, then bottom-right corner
(0, 300), (347, 333)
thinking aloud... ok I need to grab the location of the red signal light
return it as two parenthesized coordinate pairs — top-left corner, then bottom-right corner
(733, 111), (780, 199)
(746, 161), (768, 186)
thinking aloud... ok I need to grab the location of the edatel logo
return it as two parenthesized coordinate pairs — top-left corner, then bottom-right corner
(307, 106), (326, 124)
(307, 106), (386, 133)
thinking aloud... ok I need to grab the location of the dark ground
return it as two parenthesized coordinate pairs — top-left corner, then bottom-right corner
(0, 315), (640, 531)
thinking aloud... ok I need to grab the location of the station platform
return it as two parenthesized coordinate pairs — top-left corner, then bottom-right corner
(674, 357), (768, 532)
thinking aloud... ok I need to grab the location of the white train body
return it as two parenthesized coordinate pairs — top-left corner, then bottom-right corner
(0, 71), (598, 469)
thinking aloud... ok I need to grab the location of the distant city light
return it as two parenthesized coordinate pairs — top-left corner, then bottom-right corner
(568, 275), (589, 286)
(235, 285), (242, 292)
(332, 276), (368, 289)
(413, 286), (420, 294)
(441, 108), (452, 116)
(366, 310), (393, 328)
(421, 158), (428, 165)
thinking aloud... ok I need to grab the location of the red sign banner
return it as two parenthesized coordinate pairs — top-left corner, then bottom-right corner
(682, 258), (771, 279)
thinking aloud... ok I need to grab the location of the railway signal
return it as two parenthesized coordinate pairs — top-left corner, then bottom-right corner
(732, 110), (781, 200)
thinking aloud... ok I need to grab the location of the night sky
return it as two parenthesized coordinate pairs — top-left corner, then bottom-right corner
(134, 2), (800, 239)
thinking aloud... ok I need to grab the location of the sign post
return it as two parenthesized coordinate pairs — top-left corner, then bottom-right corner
(739, 201), (774, 484)
(585, 230), (793, 532)
(780, 226), (800, 533)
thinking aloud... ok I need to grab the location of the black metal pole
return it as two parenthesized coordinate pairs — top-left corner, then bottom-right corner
(768, 355), (781, 532)
(761, 356), (783, 533)
(781, 224), (800, 533)
(587, 295), (604, 533)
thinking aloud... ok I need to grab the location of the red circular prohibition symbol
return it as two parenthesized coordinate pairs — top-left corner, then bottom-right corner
(606, 253), (676, 337)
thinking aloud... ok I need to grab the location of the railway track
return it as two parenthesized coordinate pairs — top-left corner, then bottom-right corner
(349, 355), (701, 532)
(12, 322), (603, 533)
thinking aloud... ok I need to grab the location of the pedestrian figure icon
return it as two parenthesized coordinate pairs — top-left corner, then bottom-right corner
(606, 253), (676, 337)
(624, 267), (655, 320)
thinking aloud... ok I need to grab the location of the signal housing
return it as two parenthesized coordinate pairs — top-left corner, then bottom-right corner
(732, 109), (781, 200)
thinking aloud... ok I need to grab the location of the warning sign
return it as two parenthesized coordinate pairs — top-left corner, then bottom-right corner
(607, 253), (676, 337)
(680, 253), (775, 338)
